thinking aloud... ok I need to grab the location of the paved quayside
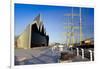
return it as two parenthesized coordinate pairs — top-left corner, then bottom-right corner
(15, 47), (89, 65)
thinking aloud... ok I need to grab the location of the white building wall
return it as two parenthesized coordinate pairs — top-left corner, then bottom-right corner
(17, 25), (30, 49)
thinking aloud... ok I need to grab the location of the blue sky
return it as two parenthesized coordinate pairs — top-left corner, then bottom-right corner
(15, 3), (94, 44)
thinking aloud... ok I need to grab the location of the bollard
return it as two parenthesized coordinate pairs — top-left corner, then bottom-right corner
(69, 45), (73, 52)
(81, 48), (84, 59)
(76, 48), (79, 56)
(88, 50), (93, 61)
(52, 46), (56, 56)
(71, 48), (73, 52)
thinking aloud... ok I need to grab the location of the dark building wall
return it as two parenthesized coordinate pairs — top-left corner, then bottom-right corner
(30, 23), (49, 48)
(46, 35), (49, 46)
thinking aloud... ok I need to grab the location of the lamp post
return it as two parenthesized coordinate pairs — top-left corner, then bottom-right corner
(80, 8), (83, 45)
